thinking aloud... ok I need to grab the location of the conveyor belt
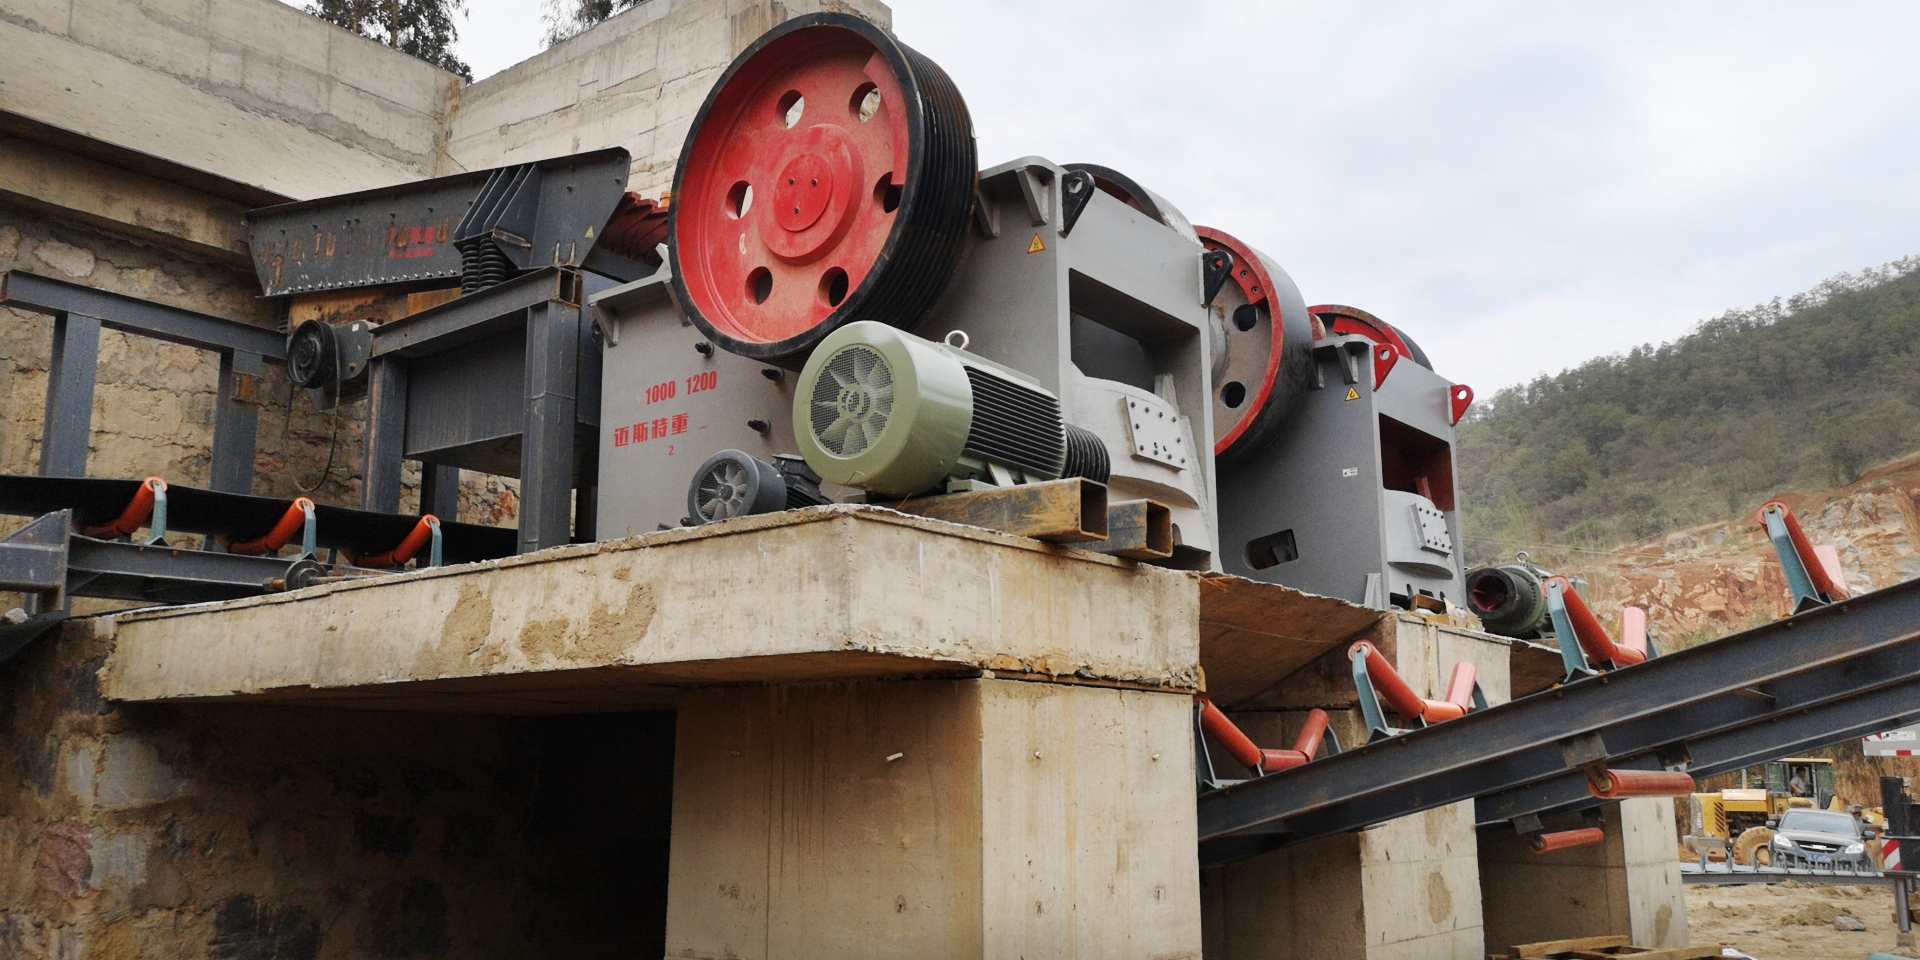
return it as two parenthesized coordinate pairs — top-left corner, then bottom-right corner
(1198, 576), (1920, 866)
(0, 475), (517, 564)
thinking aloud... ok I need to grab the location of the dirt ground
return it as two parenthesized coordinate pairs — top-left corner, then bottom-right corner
(1686, 881), (1913, 959)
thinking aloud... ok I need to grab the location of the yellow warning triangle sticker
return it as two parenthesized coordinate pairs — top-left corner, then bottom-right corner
(1027, 234), (1046, 254)
(1345, 386), (1360, 401)
(585, 226), (595, 237)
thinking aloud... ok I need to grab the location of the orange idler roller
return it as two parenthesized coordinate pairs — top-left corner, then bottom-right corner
(349, 515), (439, 569)
(1588, 769), (1695, 800)
(227, 498), (315, 555)
(1198, 700), (1331, 774)
(1530, 827), (1606, 854)
(1546, 576), (1645, 668)
(1758, 499), (1851, 602)
(1350, 641), (1473, 724)
(79, 476), (167, 539)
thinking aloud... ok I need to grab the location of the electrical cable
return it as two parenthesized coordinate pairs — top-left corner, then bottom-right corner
(280, 320), (351, 495)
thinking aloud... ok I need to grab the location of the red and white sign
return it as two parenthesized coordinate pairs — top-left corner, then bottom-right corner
(1884, 838), (1901, 873)
(1865, 727), (1919, 757)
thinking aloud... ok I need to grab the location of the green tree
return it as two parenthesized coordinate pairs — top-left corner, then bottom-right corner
(542, 0), (642, 45)
(1456, 255), (1920, 562)
(308, 0), (472, 80)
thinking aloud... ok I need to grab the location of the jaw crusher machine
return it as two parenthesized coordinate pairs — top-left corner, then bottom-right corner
(591, 12), (1475, 602)
(227, 11), (1475, 606)
(595, 13), (1316, 573)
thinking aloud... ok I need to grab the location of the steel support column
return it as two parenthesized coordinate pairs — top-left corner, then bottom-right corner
(420, 464), (460, 521)
(40, 313), (100, 478)
(209, 351), (264, 493)
(518, 301), (579, 553)
(362, 358), (408, 513)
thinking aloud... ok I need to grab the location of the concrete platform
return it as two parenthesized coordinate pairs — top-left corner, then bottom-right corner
(100, 505), (1213, 712)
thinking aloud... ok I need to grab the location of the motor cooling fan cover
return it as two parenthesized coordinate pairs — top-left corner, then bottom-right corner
(688, 450), (788, 523)
(794, 321), (972, 496)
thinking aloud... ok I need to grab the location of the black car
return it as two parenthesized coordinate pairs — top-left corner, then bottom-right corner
(1769, 809), (1873, 870)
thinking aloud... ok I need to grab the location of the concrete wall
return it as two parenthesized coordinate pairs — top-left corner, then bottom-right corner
(0, 618), (678, 958)
(1201, 802), (1485, 960)
(0, 0), (455, 199)
(442, 0), (891, 198)
(1478, 799), (1688, 954)
(667, 678), (1201, 959)
(2, 0), (895, 203)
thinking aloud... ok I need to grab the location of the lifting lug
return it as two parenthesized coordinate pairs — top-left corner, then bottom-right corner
(1200, 249), (1234, 308)
(1059, 168), (1096, 236)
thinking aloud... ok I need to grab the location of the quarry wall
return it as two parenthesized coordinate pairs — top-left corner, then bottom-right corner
(0, 618), (676, 959)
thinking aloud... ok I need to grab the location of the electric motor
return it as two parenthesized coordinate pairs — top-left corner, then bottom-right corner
(1465, 554), (1585, 639)
(794, 321), (1108, 497)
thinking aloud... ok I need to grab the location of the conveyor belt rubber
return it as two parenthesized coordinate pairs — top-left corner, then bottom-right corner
(0, 475), (517, 563)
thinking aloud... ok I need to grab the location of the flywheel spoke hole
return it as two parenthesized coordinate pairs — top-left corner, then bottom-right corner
(851, 83), (882, 123)
(778, 90), (805, 129)
(1222, 381), (1247, 409)
(1233, 304), (1260, 332)
(821, 267), (849, 307)
(726, 181), (753, 219)
(875, 174), (902, 213)
(747, 267), (774, 305)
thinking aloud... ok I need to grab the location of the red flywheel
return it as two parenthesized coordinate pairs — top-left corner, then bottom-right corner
(1197, 226), (1320, 472)
(668, 14), (976, 365)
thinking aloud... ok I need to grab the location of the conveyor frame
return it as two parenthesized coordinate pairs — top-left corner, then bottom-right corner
(1198, 576), (1920, 866)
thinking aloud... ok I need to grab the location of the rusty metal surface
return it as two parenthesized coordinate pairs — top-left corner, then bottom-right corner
(244, 149), (632, 297)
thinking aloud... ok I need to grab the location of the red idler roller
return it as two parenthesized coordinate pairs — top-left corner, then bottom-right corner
(669, 13), (976, 366)
(1195, 226), (1318, 471)
(1588, 769), (1695, 800)
(1198, 700), (1330, 773)
(1291, 708), (1332, 761)
(1545, 576), (1645, 668)
(1442, 662), (1478, 713)
(350, 515), (439, 569)
(1530, 827), (1606, 854)
(227, 497), (314, 556)
(1619, 606), (1649, 657)
(1350, 642), (1472, 724)
(79, 476), (167, 539)
(1758, 499), (1850, 602)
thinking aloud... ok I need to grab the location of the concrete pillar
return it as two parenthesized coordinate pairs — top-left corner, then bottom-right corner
(1197, 615), (1508, 958)
(664, 678), (1201, 959)
(1477, 798), (1687, 954)
(1200, 801), (1485, 959)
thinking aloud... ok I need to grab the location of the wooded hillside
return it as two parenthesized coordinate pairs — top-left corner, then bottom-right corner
(1457, 256), (1920, 564)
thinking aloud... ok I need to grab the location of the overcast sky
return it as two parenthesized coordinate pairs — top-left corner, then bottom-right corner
(445, 0), (1920, 394)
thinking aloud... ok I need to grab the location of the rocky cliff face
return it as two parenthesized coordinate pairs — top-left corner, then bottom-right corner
(1543, 454), (1920, 805)
(1572, 454), (1920, 644)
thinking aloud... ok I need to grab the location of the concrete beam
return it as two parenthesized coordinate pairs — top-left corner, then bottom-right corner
(0, 1), (447, 199)
(101, 506), (1201, 712)
(0, 135), (250, 263)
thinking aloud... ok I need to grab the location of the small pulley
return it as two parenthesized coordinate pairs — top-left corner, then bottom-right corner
(285, 319), (375, 404)
(668, 13), (977, 367)
(1196, 227), (1318, 472)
